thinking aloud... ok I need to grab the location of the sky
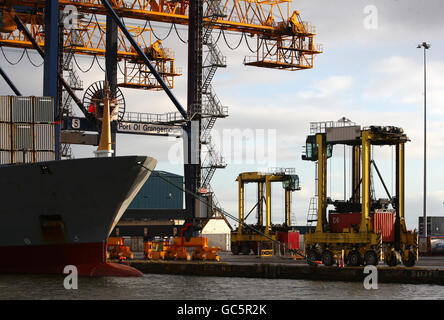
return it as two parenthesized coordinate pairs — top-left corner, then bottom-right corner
(1, 0), (443, 230)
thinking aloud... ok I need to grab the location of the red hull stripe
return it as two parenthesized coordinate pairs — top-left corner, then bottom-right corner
(0, 242), (142, 277)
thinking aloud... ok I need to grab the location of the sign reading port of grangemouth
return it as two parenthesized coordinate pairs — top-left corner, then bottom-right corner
(117, 122), (183, 137)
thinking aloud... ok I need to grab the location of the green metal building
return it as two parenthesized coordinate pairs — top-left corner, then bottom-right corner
(129, 171), (183, 209)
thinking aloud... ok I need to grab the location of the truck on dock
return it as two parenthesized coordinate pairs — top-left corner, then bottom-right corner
(302, 124), (418, 267)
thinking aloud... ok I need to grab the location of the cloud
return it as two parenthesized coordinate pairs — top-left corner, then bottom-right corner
(295, 0), (444, 47)
(296, 75), (354, 99)
(363, 56), (444, 110)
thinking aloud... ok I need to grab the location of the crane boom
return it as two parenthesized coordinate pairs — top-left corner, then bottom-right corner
(0, 11), (181, 89)
(1, 0), (322, 70)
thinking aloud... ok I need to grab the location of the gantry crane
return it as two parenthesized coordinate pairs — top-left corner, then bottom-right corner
(231, 169), (300, 255)
(302, 124), (418, 267)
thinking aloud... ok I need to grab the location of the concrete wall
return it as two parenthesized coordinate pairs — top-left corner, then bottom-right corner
(202, 233), (231, 251)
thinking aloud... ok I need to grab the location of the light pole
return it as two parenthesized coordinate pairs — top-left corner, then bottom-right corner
(417, 42), (431, 238)
(338, 117), (352, 201)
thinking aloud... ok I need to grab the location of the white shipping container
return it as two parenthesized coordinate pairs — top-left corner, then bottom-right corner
(12, 150), (34, 164)
(34, 124), (55, 151)
(0, 150), (11, 164)
(0, 123), (11, 150)
(35, 151), (55, 162)
(34, 97), (54, 123)
(0, 96), (10, 122)
(13, 123), (33, 150)
(12, 96), (33, 123)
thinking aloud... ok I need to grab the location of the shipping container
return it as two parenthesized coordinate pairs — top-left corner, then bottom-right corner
(34, 124), (55, 151)
(12, 96), (33, 123)
(374, 210), (394, 242)
(278, 231), (300, 250)
(34, 96), (54, 123)
(329, 212), (362, 233)
(13, 123), (33, 150)
(12, 150), (34, 163)
(35, 151), (55, 162)
(419, 216), (444, 236)
(0, 96), (10, 122)
(0, 150), (11, 164)
(329, 211), (394, 241)
(326, 126), (361, 143)
(0, 123), (11, 150)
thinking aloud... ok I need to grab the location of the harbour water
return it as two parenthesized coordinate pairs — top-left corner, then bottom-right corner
(0, 273), (443, 300)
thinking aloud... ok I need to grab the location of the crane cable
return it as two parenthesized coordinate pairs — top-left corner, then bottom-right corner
(24, 48), (44, 67)
(95, 55), (106, 72)
(117, 59), (139, 78)
(244, 34), (263, 54)
(148, 19), (174, 41)
(135, 161), (314, 264)
(72, 53), (97, 73)
(1, 47), (26, 66)
(173, 23), (187, 44)
(221, 29), (243, 50)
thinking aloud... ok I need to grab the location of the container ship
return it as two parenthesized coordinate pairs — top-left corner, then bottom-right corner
(0, 95), (158, 276)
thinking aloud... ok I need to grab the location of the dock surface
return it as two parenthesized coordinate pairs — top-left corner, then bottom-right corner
(126, 253), (444, 285)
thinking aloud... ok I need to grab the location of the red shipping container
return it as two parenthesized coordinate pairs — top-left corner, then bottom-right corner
(278, 231), (300, 250)
(373, 210), (394, 242)
(328, 212), (362, 233)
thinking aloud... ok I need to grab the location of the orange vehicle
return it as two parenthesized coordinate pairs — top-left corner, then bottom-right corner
(144, 238), (168, 260)
(106, 237), (134, 261)
(192, 246), (221, 261)
(172, 224), (221, 261)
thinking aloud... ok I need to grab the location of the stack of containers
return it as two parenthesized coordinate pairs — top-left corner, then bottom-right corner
(0, 96), (11, 164)
(0, 96), (55, 164)
(33, 97), (55, 162)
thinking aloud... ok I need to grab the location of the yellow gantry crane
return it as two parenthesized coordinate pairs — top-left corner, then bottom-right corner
(0, 0), (322, 72)
(231, 170), (300, 255)
(302, 125), (418, 267)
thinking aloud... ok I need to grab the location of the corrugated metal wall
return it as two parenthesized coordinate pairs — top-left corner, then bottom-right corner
(12, 96), (33, 123)
(34, 97), (54, 123)
(0, 123), (11, 150)
(129, 171), (183, 209)
(0, 96), (10, 122)
(34, 124), (55, 151)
